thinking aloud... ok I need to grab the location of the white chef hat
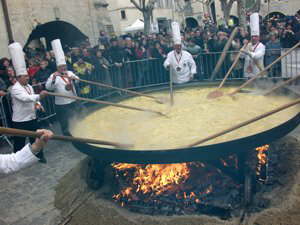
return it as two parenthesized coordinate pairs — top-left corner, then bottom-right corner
(51, 39), (66, 66)
(250, 13), (260, 36)
(171, 22), (181, 45)
(8, 42), (28, 77)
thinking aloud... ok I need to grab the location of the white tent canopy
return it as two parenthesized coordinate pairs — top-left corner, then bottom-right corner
(124, 19), (144, 32)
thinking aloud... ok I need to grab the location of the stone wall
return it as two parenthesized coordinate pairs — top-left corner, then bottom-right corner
(0, 0), (112, 57)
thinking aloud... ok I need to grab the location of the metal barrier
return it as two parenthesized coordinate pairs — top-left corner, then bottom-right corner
(1, 48), (299, 124)
(0, 96), (13, 148)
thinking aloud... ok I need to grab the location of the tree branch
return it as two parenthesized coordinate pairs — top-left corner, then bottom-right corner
(130, 0), (143, 11)
(247, 0), (261, 12)
(147, 0), (158, 10)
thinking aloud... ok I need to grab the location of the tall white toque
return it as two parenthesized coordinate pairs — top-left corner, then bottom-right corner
(51, 39), (66, 66)
(8, 42), (28, 76)
(250, 13), (260, 36)
(172, 22), (182, 45)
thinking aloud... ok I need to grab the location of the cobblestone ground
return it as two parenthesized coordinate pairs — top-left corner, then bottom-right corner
(0, 123), (85, 225)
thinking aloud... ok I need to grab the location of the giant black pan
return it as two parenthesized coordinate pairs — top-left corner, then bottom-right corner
(71, 81), (300, 164)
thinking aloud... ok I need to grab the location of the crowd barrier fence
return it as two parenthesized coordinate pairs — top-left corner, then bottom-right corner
(0, 48), (299, 130)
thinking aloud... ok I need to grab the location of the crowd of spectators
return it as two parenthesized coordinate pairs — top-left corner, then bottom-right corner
(1, 10), (300, 96)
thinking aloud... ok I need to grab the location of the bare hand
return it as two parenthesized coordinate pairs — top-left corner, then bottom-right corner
(0, 90), (6, 97)
(39, 90), (48, 99)
(31, 129), (54, 155)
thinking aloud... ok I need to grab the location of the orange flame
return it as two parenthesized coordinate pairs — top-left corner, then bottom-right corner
(113, 163), (190, 197)
(256, 145), (269, 179)
(256, 145), (269, 165)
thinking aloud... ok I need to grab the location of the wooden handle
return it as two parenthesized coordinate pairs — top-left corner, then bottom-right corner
(0, 127), (133, 148)
(210, 27), (239, 80)
(46, 92), (165, 117)
(229, 42), (300, 96)
(264, 74), (300, 96)
(181, 98), (300, 148)
(218, 43), (248, 89)
(73, 77), (162, 103)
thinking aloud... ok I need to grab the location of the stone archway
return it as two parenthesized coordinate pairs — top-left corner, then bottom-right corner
(264, 12), (286, 22)
(24, 20), (88, 50)
(185, 17), (199, 29)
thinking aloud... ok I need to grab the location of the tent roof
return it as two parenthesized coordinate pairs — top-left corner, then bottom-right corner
(124, 19), (144, 32)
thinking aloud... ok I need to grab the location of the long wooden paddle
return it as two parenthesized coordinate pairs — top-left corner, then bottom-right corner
(229, 42), (300, 96)
(264, 73), (300, 96)
(46, 92), (166, 117)
(210, 27), (239, 81)
(0, 127), (133, 148)
(207, 43), (248, 99)
(181, 98), (300, 148)
(72, 77), (166, 104)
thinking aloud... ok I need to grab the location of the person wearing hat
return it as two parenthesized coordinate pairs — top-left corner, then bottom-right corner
(164, 22), (197, 84)
(0, 129), (53, 175)
(241, 13), (266, 78)
(45, 39), (79, 136)
(9, 42), (48, 163)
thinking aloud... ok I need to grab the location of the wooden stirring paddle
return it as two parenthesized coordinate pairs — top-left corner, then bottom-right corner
(181, 98), (300, 148)
(71, 77), (166, 104)
(207, 43), (248, 99)
(0, 127), (133, 148)
(46, 92), (167, 117)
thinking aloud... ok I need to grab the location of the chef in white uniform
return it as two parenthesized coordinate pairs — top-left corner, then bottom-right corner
(46, 39), (79, 136)
(0, 129), (53, 175)
(242, 13), (266, 78)
(164, 22), (197, 84)
(9, 42), (48, 162)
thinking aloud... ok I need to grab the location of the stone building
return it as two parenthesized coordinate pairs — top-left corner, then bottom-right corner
(106, 0), (300, 35)
(0, 0), (112, 57)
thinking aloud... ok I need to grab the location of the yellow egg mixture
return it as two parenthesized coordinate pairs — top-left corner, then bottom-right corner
(71, 87), (300, 150)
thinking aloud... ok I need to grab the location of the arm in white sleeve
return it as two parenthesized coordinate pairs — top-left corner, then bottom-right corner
(45, 74), (56, 91)
(0, 144), (39, 175)
(250, 45), (266, 60)
(68, 71), (80, 84)
(11, 87), (40, 103)
(163, 54), (171, 69)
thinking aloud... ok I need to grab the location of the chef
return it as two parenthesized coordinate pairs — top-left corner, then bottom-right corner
(0, 129), (53, 175)
(46, 39), (79, 136)
(241, 13), (266, 78)
(9, 42), (48, 162)
(163, 22), (197, 84)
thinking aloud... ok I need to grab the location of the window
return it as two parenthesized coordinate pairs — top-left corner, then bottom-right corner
(105, 25), (114, 33)
(121, 10), (126, 20)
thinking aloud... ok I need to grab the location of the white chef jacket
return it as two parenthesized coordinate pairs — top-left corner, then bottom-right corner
(45, 71), (79, 105)
(164, 50), (197, 84)
(10, 81), (40, 122)
(0, 144), (39, 174)
(242, 42), (266, 78)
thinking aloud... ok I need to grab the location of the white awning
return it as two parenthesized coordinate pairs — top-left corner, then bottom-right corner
(124, 19), (144, 32)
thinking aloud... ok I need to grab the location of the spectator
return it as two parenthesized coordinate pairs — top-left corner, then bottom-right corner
(150, 42), (165, 59)
(27, 59), (40, 78)
(94, 50), (111, 85)
(265, 32), (281, 77)
(108, 38), (126, 87)
(0, 57), (11, 77)
(184, 39), (202, 57)
(73, 58), (94, 96)
(281, 24), (297, 48)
